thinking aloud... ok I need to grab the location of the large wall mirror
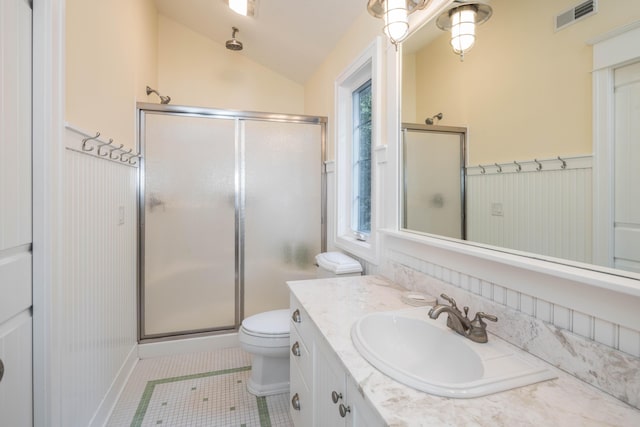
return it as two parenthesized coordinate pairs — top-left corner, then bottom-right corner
(400, 0), (640, 276)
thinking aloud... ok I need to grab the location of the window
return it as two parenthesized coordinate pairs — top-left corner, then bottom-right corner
(352, 80), (372, 237)
(335, 38), (381, 263)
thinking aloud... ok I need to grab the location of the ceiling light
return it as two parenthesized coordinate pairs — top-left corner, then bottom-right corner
(367, 1), (431, 45)
(225, 0), (256, 17)
(229, 0), (247, 16)
(436, 1), (492, 61)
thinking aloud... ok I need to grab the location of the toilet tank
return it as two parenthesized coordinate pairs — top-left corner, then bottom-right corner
(315, 252), (363, 278)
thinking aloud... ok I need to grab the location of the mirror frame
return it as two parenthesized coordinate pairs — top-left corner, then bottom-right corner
(390, 0), (640, 285)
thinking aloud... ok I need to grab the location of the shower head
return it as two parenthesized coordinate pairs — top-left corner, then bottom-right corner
(425, 112), (443, 125)
(146, 86), (171, 104)
(226, 27), (243, 51)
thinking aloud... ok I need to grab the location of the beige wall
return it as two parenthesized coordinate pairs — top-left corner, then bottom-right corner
(157, 15), (304, 114)
(304, 11), (382, 159)
(66, 0), (158, 148)
(405, 0), (640, 164)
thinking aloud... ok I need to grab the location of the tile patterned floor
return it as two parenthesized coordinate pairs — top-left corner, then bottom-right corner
(107, 347), (293, 427)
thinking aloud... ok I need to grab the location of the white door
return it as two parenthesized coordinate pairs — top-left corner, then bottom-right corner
(0, 0), (33, 425)
(614, 61), (640, 272)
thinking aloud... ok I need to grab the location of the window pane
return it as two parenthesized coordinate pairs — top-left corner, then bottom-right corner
(352, 80), (372, 234)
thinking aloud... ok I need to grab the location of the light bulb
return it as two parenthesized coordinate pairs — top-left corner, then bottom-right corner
(450, 8), (476, 54)
(229, 0), (248, 16)
(384, 0), (409, 43)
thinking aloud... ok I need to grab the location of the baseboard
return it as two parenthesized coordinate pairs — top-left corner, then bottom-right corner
(137, 332), (240, 359)
(89, 344), (139, 427)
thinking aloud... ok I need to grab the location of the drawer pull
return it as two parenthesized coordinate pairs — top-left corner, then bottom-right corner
(331, 390), (342, 404)
(291, 393), (301, 411)
(291, 309), (301, 323)
(0, 358), (4, 383)
(339, 403), (351, 417)
(291, 341), (301, 357)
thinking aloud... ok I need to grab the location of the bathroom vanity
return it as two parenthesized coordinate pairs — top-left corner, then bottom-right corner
(288, 275), (640, 426)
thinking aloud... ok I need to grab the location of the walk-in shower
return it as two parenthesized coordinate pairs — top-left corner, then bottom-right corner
(137, 104), (326, 340)
(401, 123), (466, 239)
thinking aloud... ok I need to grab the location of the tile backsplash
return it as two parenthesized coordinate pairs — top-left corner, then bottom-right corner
(366, 249), (640, 410)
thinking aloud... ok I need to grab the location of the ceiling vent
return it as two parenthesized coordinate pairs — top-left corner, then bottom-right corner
(555, 0), (598, 31)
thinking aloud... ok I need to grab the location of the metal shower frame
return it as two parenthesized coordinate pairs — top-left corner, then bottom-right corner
(136, 102), (328, 343)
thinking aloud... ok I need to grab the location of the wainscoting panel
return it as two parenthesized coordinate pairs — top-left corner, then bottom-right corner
(466, 157), (592, 263)
(61, 127), (138, 426)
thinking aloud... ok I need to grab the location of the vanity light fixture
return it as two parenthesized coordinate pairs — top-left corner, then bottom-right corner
(436, 1), (492, 61)
(225, 0), (256, 17)
(367, 0), (431, 45)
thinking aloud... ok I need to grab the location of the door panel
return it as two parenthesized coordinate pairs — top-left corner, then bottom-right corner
(402, 129), (464, 239)
(614, 61), (640, 272)
(0, 0), (33, 425)
(243, 120), (322, 317)
(142, 113), (237, 336)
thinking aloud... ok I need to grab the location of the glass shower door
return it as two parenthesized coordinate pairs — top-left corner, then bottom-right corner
(141, 112), (237, 337)
(402, 127), (466, 239)
(243, 120), (323, 317)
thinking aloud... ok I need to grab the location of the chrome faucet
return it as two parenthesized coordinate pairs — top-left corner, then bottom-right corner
(428, 294), (498, 343)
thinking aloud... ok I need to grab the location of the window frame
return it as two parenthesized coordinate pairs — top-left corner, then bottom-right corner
(334, 38), (382, 263)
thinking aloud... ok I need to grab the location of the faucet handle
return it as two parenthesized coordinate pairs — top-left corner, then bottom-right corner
(440, 294), (457, 309)
(472, 312), (498, 324)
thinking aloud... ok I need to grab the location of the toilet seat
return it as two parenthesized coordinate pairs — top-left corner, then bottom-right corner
(241, 309), (290, 337)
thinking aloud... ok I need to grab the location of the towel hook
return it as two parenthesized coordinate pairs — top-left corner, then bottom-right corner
(128, 154), (141, 165)
(96, 138), (114, 156)
(494, 163), (502, 173)
(557, 156), (567, 169)
(109, 144), (125, 159)
(81, 132), (100, 152)
(119, 148), (133, 162)
(534, 158), (543, 171)
(513, 160), (522, 172)
(479, 164), (486, 174)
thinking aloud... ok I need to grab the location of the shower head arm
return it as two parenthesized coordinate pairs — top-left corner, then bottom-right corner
(146, 86), (171, 104)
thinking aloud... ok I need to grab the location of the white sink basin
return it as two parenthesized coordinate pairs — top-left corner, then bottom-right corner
(351, 306), (556, 398)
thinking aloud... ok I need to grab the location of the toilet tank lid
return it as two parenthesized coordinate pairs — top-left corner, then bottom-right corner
(315, 252), (363, 274)
(242, 309), (290, 335)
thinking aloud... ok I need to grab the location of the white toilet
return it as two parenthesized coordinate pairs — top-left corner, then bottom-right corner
(238, 251), (362, 396)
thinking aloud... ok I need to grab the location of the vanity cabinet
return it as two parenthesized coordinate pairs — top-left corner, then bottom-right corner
(289, 294), (385, 427)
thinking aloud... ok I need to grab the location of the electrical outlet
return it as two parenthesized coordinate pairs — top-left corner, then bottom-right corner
(491, 202), (503, 216)
(118, 206), (125, 225)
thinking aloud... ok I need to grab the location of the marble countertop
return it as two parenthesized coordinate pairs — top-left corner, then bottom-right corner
(288, 275), (640, 427)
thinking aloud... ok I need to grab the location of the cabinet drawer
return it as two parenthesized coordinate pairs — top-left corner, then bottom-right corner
(289, 325), (312, 388)
(290, 295), (315, 342)
(290, 361), (312, 427)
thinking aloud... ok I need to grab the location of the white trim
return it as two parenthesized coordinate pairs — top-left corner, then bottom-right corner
(88, 346), (139, 427)
(137, 333), (240, 359)
(592, 21), (640, 268)
(590, 23), (640, 70)
(382, 229), (640, 331)
(374, 144), (388, 164)
(32, 0), (66, 425)
(334, 37), (383, 264)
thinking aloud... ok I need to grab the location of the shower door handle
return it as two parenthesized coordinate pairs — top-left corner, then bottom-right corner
(0, 358), (4, 383)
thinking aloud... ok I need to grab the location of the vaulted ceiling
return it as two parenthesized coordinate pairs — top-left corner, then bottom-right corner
(154, 0), (368, 84)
